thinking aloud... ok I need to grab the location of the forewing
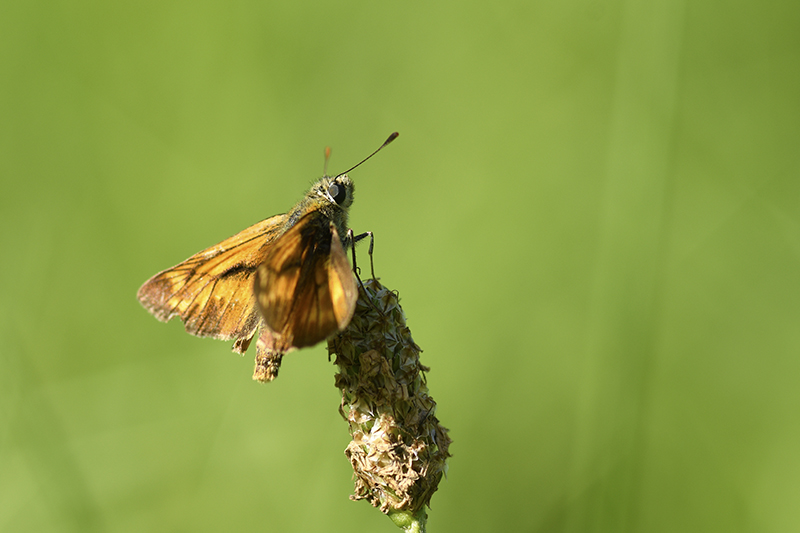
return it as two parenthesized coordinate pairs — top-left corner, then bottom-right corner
(137, 214), (288, 342)
(255, 213), (357, 349)
(327, 231), (358, 329)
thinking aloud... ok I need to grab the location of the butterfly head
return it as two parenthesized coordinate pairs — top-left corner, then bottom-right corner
(284, 173), (354, 242)
(317, 173), (354, 210)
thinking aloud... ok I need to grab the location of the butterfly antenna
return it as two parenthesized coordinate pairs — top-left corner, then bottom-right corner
(323, 146), (332, 176)
(336, 132), (399, 176)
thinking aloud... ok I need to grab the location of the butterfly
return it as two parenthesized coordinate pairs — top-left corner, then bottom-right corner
(137, 132), (398, 380)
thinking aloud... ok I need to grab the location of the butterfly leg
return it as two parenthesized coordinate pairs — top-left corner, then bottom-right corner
(348, 230), (386, 317)
(352, 231), (375, 279)
(348, 229), (373, 297)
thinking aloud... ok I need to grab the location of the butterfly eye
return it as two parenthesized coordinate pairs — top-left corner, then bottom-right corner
(328, 182), (348, 205)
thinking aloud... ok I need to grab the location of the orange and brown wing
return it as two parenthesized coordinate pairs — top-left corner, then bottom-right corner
(255, 212), (358, 350)
(137, 214), (288, 346)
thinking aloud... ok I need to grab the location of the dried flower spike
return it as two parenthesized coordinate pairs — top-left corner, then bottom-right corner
(328, 277), (451, 531)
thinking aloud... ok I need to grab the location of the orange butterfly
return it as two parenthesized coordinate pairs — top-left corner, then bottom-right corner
(137, 133), (398, 380)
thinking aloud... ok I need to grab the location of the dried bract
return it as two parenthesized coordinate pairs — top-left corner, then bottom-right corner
(328, 278), (451, 519)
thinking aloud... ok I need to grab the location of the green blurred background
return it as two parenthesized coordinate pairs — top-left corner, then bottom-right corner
(2, 1), (799, 532)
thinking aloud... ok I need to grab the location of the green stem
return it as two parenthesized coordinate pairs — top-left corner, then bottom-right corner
(389, 508), (428, 533)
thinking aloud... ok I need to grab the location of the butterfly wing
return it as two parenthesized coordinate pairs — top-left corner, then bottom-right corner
(137, 214), (288, 348)
(255, 212), (358, 350)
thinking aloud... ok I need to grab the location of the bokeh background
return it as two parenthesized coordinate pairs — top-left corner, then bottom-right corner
(2, 1), (799, 532)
